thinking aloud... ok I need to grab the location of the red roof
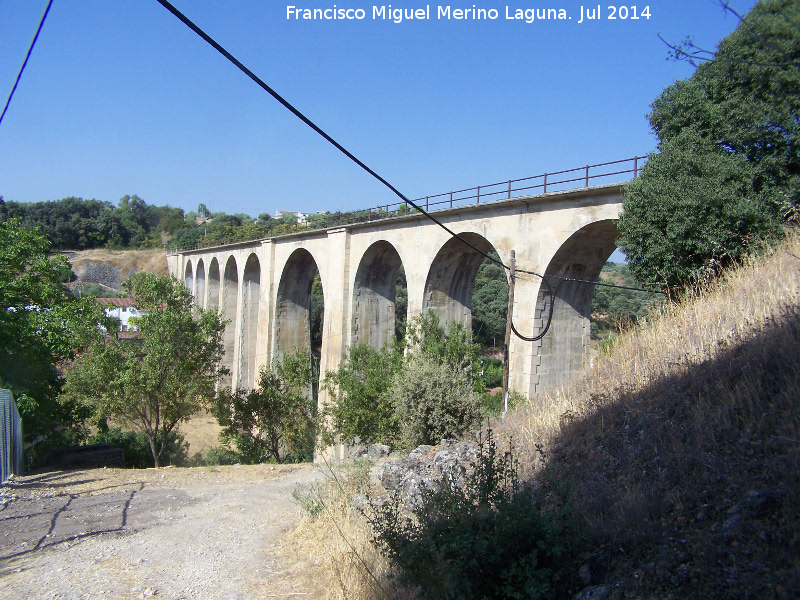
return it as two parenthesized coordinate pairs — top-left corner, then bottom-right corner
(96, 297), (136, 307)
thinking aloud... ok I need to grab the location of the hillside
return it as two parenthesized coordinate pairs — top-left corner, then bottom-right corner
(61, 248), (168, 294)
(499, 230), (800, 598)
(295, 230), (800, 600)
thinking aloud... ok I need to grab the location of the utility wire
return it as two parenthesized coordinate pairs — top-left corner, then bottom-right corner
(0, 0), (54, 128)
(155, 0), (660, 345)
(154, 0), (512, 276)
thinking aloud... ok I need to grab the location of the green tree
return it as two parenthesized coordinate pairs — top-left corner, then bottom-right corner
(0, 218), (108, 452)
(619, 0), (800, 289)
(320, 342), (405, 447)
(471, 253), (509, 347)
(404, 312), (483, 390)
(212, 349), (316, 463)
(62, 273), (227, 467)
(321, 313), (485, 450)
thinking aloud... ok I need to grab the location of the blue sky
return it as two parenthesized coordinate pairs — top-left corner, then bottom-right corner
(0, 0), (756, 219)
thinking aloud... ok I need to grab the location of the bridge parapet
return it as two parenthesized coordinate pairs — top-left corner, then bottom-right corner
(166, 156), (644, 256)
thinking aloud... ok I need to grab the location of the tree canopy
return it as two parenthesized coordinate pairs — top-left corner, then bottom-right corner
(619, 0), (799, 289)
(212, 349), (316, 463)
(62, 272), (227, 467)
(0, 218), (109, 453)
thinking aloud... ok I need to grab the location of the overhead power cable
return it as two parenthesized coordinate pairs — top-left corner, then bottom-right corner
(154, 0), (660, 345)
(0, 0), (54, 128)
(154, 0), (511, 275)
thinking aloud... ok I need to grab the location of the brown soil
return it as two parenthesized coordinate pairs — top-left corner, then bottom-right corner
(66, 249), (169, 278)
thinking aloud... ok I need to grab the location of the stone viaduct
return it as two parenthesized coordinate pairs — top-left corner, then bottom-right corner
(168, 178), (629, 455)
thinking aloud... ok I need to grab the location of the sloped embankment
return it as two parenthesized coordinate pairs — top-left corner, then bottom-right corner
(61, 248), (168, 292)
(502, 231), (800, 598)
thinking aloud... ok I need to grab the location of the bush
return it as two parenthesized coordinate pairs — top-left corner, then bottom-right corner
(480, 389), (527, 417)
(186, 445), (243, 466)
(479, 356), (503, 389)
(390, 353), (483, 449)
(366, 429), (570, 599)
(212, 349), (316, 463)
(88, 427), (188, 468)
(320, 342), (405, 447)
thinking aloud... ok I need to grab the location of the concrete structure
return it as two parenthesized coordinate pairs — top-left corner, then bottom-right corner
(168, 182), (625, 429)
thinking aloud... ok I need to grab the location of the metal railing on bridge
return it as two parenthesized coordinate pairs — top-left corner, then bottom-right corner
(166, 155), (646, 255)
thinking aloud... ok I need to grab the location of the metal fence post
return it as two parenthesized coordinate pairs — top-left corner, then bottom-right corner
(585, 165), (589, 187)
(477, 186), (481, 204)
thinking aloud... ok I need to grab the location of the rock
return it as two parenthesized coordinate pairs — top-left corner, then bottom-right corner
(572, 585), (610, 600)
(578, 563), (592, 586)
(350, 493), (367, 511)
(376, 440), (478, 511)
(349, 443), (391, 460)
(367, 444), (390, 460)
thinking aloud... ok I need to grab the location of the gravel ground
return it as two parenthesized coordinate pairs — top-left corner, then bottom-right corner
(0, 464), (325, 600)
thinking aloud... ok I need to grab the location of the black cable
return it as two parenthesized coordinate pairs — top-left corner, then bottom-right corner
(0, 0), (54, 128)
(154, 0), (660, 345)
(154, 0), (512, 275)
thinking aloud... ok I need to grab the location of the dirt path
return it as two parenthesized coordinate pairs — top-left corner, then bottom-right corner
(0, 464), (325, 600)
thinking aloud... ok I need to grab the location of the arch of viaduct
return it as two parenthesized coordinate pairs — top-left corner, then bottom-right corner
(168, 183), (623, 448)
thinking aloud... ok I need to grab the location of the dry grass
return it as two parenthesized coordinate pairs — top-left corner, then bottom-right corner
(65, 248), (169, 278)
(289, 459), (396, 600)
(179, 409), (224, 457)
(297, 230), (800, 599)
(496, 229), (800, 597)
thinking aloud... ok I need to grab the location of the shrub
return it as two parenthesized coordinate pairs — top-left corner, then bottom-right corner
(479, 356), (503, 389)
(187, 445), (243, 466)
(88, 427), (188, 468)
(320, 342), (405, 447)
(366, 429), (570, 599)
(390, 353), (483, 449)
(212, 349), (316, 464)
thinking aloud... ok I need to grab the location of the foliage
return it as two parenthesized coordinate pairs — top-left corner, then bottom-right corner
(480, 388), (527, 418)
(310, 273), (324, 353)
(591, 262), (663, 339)
(212, 349), (316, 464)
(619, 0), (800, 289)
(366, 429), (568, 600)
(478, 356), (504, 389)
(186, 445), (244, 466)
(89, 427), (188, 468)
(3, 194), (186, 250)
(0, 218), (109, 448)
(391, 353), (483, 449)
(472, 252), (509, 347)
(320, 342), (405, 447)
(62, 272), (227, 467)
(322, 313), (486, 450)
(404, 312), (482, 388)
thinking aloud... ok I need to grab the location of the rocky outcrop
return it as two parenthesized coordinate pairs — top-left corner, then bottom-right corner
(349, 443), (390, 461)
(376, 439), (479, 510)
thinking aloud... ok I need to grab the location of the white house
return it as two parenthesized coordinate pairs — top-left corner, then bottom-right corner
(274, 210), (310, 224)
(96, 298), (144, 332)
